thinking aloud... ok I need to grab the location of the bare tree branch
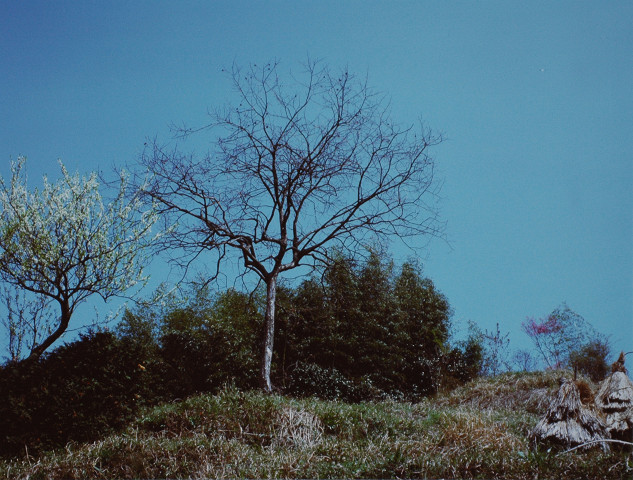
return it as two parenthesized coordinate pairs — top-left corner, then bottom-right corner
(135, 60), (444, 391)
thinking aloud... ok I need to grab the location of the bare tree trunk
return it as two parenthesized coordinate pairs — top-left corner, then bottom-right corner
(260, 274), (277, 392)
(26, 299), (70, 362)
(137, 61), (444, 394)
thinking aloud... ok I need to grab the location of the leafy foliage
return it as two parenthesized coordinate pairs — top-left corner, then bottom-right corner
(275, 252), (473, 400)
(569, 339), (610, 382)
(442, 334), (484, 388)
(116, 286), (261, 399)
(0, 331), (146, 457)
(286, 362), (359, 401)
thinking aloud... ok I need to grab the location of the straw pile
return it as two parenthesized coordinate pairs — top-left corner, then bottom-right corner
(611, 351), (627, 374)
(530, 378), (608, 451)
(595, 371), (633, 441)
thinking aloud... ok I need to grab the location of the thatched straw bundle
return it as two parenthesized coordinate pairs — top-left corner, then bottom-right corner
(530, 379), (608, 450)
(611, 351), (627, 374)
(596, 371), (633, 440)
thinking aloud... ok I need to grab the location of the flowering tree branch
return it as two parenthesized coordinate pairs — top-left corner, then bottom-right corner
(0, 157), (159, 361)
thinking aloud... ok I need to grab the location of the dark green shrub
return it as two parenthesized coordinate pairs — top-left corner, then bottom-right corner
(288, 362), (351, 400)
(116, 308), (160, 359)
(0, 331), (146, 458)
(154, 288), (260, 397)
(570, 339), (610, 382)
(206, 288), (260, 389)
(441, 336), (484, 389)
(276, 252), (456, 401)
(116, 286), (261, 402)
(157, 330), (241, 398)
(0, 358), (45, 456)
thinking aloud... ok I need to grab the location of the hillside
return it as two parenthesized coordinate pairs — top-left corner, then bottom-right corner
(1, 370), (629, 479)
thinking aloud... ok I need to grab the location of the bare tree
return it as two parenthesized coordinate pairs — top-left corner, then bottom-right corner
(513, 349), (538, 372)
(139, 61), (444, 392)
(480, 322), (511, 376)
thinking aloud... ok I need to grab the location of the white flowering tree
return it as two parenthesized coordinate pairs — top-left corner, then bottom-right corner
(0, 157), (158, 362)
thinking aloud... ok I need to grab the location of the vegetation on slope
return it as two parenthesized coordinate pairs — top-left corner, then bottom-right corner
(1, 371), (630, 480)
(0, 254), (482, 460)
(0, 254), (617, 478)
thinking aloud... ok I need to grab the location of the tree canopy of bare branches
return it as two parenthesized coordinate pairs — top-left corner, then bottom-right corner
(139, 61), (444, 391)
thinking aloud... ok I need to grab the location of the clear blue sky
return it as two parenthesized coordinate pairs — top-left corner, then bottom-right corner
(1, 1), (631, 365)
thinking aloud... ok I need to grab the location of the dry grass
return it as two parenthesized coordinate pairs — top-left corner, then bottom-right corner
(434, 369), (567, 413)
(273, 406), (324, 448)
(1, 372), (630, 479)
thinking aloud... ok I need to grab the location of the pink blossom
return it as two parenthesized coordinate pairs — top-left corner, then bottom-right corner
(522, 315), (563, 336)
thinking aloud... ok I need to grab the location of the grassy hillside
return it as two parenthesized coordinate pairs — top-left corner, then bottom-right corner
(1, 370), (629, 479)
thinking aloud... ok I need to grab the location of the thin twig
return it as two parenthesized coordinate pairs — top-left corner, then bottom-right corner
(558, 438), (633, 455)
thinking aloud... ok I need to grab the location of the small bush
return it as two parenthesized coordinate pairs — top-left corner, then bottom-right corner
(0, 331), (146, 457)
(287, 362), (356, 401)
(116, 286), (260, 401)
(441, 338), (483, 389)
(157, 331), (224, 398)
(570, 339), (610, 382)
